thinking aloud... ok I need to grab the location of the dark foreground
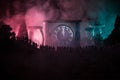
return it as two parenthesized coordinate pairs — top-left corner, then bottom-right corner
(0, 39), (120, 80)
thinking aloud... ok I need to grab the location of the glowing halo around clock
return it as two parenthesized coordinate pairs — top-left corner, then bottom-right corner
(53, 24), (74, 45)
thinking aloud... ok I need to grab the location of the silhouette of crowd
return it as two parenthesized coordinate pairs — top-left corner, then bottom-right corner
(0, 21), (120, 80)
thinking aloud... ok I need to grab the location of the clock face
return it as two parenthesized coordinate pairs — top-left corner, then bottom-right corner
(53, 25), (74, 45)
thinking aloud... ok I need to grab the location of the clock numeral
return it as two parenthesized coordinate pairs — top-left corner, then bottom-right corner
(70, 34), (73, 37)
(65, 27), (69, 31)
(54, 30), (57, 34)
(58, 27), (61, 30)
(62, 26), (65, 29)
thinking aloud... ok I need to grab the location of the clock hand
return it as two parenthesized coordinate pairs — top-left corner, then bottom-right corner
(62, 26), (65, 37)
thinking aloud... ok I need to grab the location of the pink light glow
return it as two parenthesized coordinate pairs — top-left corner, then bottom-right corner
(28, 28), (43, 46)
(3, 13), (24, 36)
(3, 7), (46, 46)
(25, 7), (46, 46)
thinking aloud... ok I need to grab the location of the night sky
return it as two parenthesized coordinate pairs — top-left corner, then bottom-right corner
(0, 0), (120, 40)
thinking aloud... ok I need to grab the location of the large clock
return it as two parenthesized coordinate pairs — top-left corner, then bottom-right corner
(44, 20), (81, 47)
(53, 25), (74, 45)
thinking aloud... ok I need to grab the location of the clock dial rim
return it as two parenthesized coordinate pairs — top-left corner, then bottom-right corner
(53, 24), (74, 44)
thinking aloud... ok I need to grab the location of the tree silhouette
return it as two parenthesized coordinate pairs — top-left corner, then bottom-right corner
(0, 24), (15, 41)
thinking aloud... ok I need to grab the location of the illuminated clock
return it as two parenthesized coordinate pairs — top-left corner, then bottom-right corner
(53, 25), (74, 45)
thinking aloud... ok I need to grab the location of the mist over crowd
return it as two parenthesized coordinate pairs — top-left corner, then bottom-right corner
(0, 18), (120, 79)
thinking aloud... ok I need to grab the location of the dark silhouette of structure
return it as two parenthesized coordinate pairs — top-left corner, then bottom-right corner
(0, 22), (120, 80)
(18, 22), (28, 38)
(104, 15), (120, 46)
